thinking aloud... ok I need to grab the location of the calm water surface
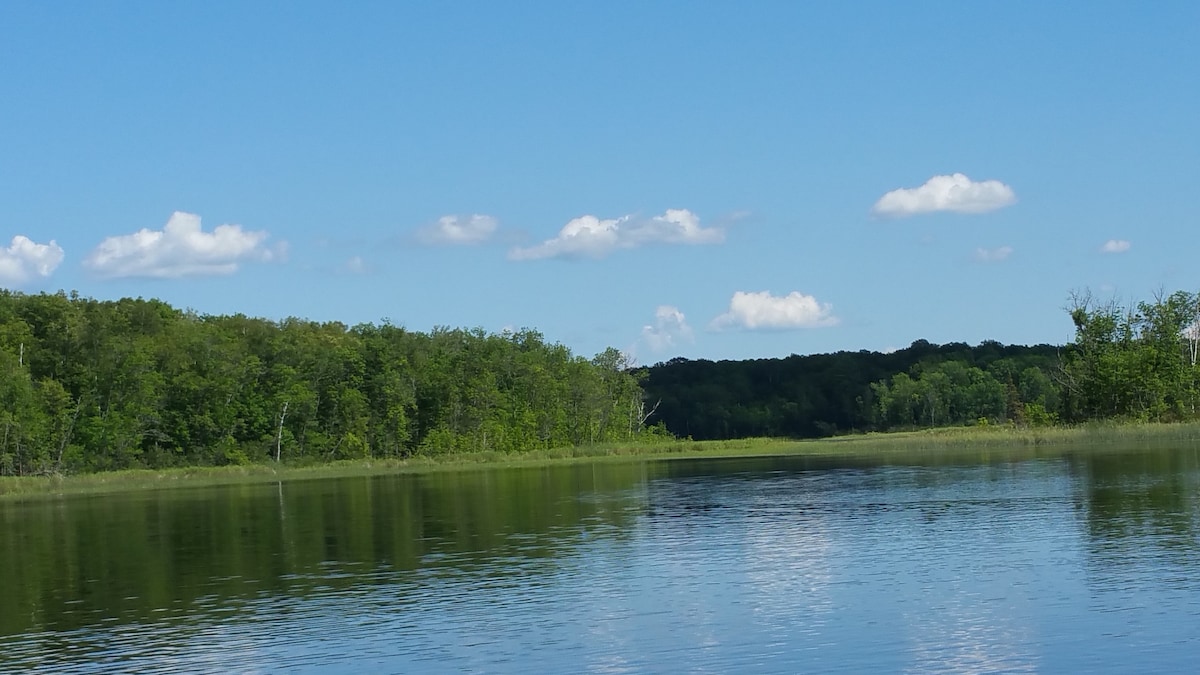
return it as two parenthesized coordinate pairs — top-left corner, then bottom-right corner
(3, 445), (1200, 673)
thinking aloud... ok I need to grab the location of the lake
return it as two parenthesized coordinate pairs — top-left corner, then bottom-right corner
(3, 444), (1200, 673)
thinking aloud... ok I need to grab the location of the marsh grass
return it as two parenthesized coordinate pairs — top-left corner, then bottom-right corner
(5, 421), (1200, 499)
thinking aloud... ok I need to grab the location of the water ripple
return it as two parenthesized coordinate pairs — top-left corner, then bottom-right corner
(4, 453), (1200, 673)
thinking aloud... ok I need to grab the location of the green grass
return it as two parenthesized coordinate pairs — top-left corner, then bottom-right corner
(5, 421), (1200, 500)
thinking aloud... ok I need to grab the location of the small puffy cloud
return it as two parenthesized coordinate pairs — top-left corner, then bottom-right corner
(872, 173), (1016, 217)
(710, 290), (839, 331)
(641, 305), (694, 353)
(416, 214), (498, 245)
(0, 235), (65, 285)
(84, 212), (276, 279)
(344, 256), (369, 274)
(509, 208), (722, 261)
(974, 245), (1013, 262)
(1100, 239), (1131, 254)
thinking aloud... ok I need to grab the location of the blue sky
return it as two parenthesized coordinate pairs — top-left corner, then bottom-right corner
(2, 2), (1197, 362)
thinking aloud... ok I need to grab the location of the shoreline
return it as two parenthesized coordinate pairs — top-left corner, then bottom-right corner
(4, 421), (1200, 500)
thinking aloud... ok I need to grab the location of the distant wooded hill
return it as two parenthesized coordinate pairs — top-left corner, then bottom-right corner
(644, 290), (1200, 439)
(641, 340), (1063, 439)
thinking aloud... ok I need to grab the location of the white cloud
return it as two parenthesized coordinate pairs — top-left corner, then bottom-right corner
(1100, 239), (1131, 254)
(710, 290), (839, 331)
(872, 173), (1016, 217)
(509, 208), (722, 261)
(84, 212), (276, 279)
(416, 214), (498, 245)
(344, 256), (369, 274)
(0, 235), (65, 285)
(974, 245), (1013, 262)
(641, 305), (694, 352)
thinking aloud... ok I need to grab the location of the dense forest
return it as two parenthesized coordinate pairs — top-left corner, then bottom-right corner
(643, 340), (1062, 439)
(643, 290), (1200, 439)
(0, 291), (659, 475)
(2, 289), (1199, 476)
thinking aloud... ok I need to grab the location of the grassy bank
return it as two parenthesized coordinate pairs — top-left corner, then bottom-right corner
(5, 421), (1200, 499)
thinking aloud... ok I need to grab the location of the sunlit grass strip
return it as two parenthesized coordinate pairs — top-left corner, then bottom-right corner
(5, 421), (1200, 499)
(823, 421), (1200, 450)
(0, 442), (784, 498)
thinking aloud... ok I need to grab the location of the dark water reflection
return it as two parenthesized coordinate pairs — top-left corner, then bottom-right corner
(2, 446), (1199, 673)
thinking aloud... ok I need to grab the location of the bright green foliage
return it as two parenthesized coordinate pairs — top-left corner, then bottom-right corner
(1060, 290), (1200, 421)
(871, 361), (1010, 429)
(7, 286), (1195, 474)
(0, 291), (658, 475)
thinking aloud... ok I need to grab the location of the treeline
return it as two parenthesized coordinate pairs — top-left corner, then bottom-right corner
(1059, 290), (1200, 420)
(643, 289), (1200, 439)
(4, 288), (1198, 474)
(0, 291), (660, 475)
(642, 340), (1062, 438)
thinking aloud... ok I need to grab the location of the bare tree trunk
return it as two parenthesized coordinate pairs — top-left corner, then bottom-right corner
(631, 398), (661, 434)
(275, 401), (289, 462)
